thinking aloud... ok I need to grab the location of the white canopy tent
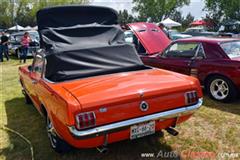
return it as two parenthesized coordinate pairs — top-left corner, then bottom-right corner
(8, 25), (25, 31)
(159, 18), (181, 28)
(33, 26), (38, 30)
(24, 26), (33, 30)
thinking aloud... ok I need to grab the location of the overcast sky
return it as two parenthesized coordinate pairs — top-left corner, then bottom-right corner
(91, 0), (206, 20)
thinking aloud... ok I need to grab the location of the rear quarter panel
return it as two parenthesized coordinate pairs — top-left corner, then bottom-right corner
(197, 43), (240, 87)
(197, 59), (240, 87)
(19, 66), (81, 127)
(38, 81), (83, 127)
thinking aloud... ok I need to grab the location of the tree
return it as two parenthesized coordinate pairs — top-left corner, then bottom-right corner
(169, 11), (184, 24)
(168, 12), (194, 30)
(0, 1), (12, 28)
(204, 0), (240, 21)
(202, 14), (219, 31)
(118, 9), (134, 25)
(132, 0), (190, 22)
(182, 13), (194, 28)
(0, 0), (89, 28)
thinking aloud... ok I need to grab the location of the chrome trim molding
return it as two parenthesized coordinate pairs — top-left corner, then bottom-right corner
(68, 98), (203, 138)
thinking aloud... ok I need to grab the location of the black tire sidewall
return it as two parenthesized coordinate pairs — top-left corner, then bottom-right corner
(46, 116), (71, 153)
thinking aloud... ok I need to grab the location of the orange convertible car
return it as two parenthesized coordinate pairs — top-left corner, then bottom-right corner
(19, 6), (203, 153)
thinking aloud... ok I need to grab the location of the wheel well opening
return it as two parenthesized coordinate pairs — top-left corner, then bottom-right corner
(204, 74), (229, 87)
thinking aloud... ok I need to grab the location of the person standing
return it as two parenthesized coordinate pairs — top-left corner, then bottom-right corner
(20, 32), (31, 63)
(0, 32), (10, 62)
(158, 23), (170, 38)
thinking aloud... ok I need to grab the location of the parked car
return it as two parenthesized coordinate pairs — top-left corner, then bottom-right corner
(168, 29), (192, 40)
(182, 27), (217, 37)
(141, 37), (240, 102)
(0, 28), (4, 33)
(19, 6), (203, 153)
(127, 22), (171, 55)
(218, 20), (240, 38)
(124, 30), (134, 43)
(129, 22), (240, 102)
(9, 31), (40, 58)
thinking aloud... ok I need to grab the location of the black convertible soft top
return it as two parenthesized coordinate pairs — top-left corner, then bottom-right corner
(37, 6), (148, 82)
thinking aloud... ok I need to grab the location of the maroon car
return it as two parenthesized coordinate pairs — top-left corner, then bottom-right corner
(128, 23), (240, 102)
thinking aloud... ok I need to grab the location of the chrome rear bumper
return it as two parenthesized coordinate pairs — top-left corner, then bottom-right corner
(68, 98), (203, 139)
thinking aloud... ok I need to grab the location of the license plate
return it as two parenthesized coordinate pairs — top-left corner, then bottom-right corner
(130, 121), (155, 140)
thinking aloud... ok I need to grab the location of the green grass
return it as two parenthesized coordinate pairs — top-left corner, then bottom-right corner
(0, 58), (240, 160)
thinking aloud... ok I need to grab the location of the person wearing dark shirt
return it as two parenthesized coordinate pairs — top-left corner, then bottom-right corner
(158, 23), (170, 38)
(0, 32), (10, 62)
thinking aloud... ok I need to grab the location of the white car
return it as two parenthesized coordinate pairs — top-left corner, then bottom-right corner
(124, 30), (134, 43)
(9, 31), (40, 58)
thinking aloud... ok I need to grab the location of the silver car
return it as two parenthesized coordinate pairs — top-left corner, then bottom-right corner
(9, 31), (40, 58)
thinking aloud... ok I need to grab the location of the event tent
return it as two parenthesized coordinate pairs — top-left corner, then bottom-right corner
(8, 25), (25, 31)
(24, 26), (33, 30)
(160, 18), (181, 28)
(33, 26), (38, 30)
(190, 20), (207, 26)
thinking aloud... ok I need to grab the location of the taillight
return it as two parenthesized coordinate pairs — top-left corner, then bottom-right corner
(185, 91), (198, 105)
(75, 111), (96, 130)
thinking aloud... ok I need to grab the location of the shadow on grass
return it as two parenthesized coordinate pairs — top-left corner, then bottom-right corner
(2, 97), (178, 160)
(8, 55), (19, 60)
(9, 55), (33, 60)
(202, 90), (240, 115)
(8, 55), (33, 66)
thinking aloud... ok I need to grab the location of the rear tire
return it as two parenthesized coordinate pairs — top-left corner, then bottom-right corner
(46, 116), (71, 153)
(206, 75), (237, 102)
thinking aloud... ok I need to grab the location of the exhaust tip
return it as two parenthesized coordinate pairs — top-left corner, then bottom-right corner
(165, 127), (179, 136)
(96, 146), (109, 154)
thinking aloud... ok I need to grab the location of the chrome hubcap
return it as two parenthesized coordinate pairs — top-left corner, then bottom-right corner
(47, 117), (57, 148)
(210, 79), (229, 100)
